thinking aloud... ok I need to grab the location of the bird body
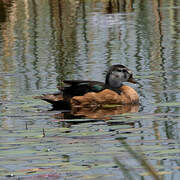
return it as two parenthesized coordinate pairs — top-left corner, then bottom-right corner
(35, 64), (139, 109)
(71, 85), (139, 108)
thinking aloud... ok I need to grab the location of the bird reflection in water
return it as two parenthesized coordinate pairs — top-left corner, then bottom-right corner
(54, 104), (139, 121)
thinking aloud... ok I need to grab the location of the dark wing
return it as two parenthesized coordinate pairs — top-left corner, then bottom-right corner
(64, 80), (102, 86)
(62, 80), (105, 97)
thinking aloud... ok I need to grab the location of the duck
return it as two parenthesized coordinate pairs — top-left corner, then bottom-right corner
(35, 64), (139, 109)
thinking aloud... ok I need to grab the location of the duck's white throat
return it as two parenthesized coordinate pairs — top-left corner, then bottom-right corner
(108, 71), (126, 88)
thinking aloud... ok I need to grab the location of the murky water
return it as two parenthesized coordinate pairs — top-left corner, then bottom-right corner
(0, 0), (180, 179)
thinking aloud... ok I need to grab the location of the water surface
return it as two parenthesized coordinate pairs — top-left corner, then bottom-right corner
(0, 0), (180, 179)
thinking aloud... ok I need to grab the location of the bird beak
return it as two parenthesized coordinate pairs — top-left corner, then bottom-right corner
(128, 75), (137, 84)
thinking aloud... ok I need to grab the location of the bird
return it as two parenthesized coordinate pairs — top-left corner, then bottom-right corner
(35, 64), (139, 109)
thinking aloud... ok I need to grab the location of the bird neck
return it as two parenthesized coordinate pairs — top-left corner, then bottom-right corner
(105, 74), (123, 89)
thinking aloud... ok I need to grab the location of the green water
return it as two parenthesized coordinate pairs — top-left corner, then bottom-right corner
(0, 0), (180, 179)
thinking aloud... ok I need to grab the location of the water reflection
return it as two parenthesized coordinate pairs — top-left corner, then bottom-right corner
(54, 104), (139, 120)
(105, 0), (134, 13)
(0, 0), (12, 23)
(72, 104), (139, 119)
(0, 0), (180, 179)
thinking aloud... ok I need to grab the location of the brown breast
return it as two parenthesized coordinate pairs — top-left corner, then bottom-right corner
(118, 85), (139, 104)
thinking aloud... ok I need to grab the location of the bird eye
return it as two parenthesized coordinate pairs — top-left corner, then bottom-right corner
(122, 69), (127, 73)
